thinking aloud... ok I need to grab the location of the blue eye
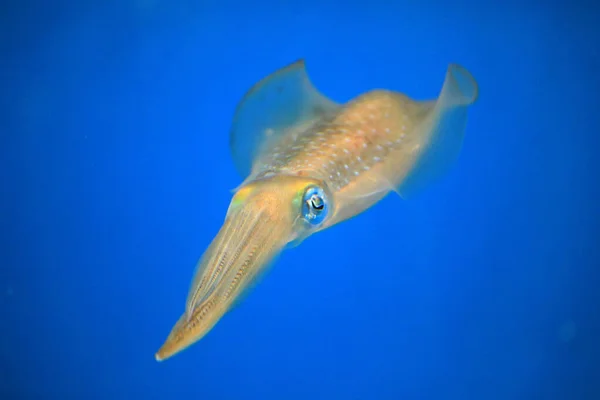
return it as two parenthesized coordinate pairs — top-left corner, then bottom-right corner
(302, 186), (328, 225)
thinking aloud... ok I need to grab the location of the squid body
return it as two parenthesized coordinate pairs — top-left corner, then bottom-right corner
(155, 59), (479, 361)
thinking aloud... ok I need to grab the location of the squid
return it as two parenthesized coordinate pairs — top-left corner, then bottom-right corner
(155, 59), (479, 361)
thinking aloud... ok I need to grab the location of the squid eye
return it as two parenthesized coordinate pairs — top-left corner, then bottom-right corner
(302, 186), (328, 225)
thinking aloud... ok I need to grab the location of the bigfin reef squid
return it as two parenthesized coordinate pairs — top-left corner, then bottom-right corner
(155, 59), (479, 361)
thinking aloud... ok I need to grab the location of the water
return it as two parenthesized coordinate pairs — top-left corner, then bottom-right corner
(2, 1), (599, 399)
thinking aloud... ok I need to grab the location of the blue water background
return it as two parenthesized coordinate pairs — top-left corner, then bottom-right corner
(2, 1), (599, 399)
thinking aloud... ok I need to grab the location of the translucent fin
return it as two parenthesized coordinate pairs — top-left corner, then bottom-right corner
(229, 59), (340, 178)
(396, 64), (479, 199)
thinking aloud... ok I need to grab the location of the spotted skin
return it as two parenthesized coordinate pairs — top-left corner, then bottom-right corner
(251, 89), (432, 229)
(258, 91), (415, 187)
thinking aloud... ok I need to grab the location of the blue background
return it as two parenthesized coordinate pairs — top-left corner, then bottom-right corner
(2, 1), (599, 399)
